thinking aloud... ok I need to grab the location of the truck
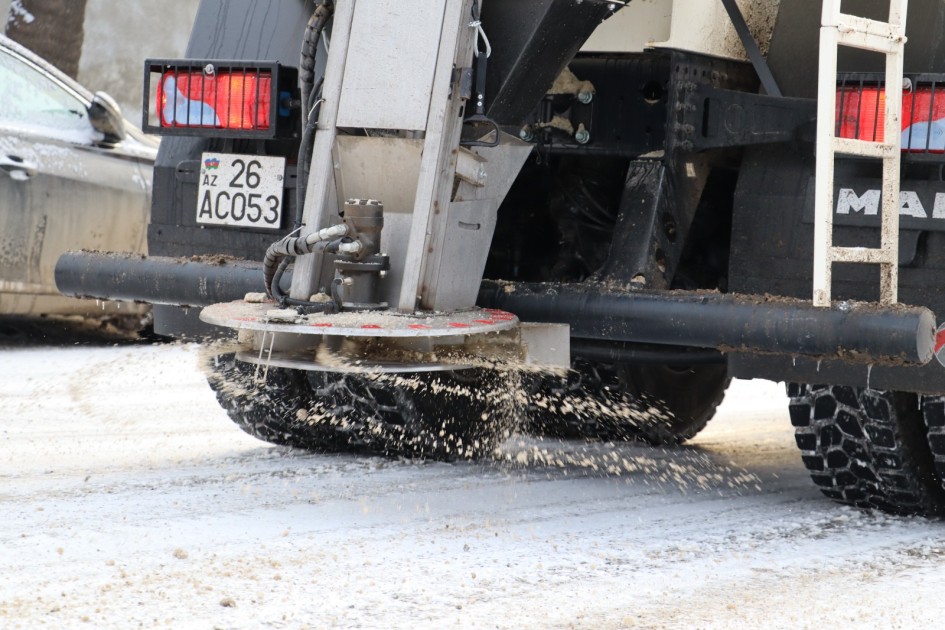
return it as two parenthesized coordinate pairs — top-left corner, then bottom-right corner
(55, 0), (945, 516)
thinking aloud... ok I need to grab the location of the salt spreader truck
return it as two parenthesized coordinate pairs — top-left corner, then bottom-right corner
(56, 0), (945, 515)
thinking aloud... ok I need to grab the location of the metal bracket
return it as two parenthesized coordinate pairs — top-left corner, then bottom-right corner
(718, 0), (782, 98)
(455, 67), (474, 101)
(691, 86), (815, 151)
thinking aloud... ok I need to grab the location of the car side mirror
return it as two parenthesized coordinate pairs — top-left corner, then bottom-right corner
(88, 91), (126, 145)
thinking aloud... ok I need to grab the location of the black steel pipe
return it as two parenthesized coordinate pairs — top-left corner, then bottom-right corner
(478, 281), (936, 365)
(570, 340), (725, 365)
(55, 253), (936, 365)
(55, 251), (285, 307)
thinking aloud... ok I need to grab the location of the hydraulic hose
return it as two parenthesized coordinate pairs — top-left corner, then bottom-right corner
(297, 2), (332, 229)
(296, 77), (323, 229)
(262, 223), (348, 304)
(299, 2), (332, 114)
(259, 2), (336, 312)
(268, 242), (340, 312)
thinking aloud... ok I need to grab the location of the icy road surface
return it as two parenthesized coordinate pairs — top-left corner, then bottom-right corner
(2, 320), (945, 628)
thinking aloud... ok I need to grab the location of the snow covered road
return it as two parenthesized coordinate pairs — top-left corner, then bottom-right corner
(2, 323), (945, 628)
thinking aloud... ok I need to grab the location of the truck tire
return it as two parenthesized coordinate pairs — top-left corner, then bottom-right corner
(621, 363), (729, 444)
(524, 360), (728, 445)
(208, 353), (315, 448)
(920, 395), (945, 485)
(788, 384), (943, 515)
(207, 353), (513, 460)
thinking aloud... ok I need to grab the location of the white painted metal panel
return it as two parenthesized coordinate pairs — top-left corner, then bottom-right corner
(397, 0), (475, 310)
(334, 135), (422, 306)
(581, 0), (672, 54)
(336, 0), (447, 131)
(423, 134), (533, 311)
(649, 0), (781, 61)
(292, 0), (357, 300)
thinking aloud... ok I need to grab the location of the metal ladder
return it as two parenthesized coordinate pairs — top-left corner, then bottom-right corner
(813, 0), (908, 306)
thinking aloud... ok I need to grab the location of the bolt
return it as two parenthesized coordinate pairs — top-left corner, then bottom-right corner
(577, 90), (594, 105)
(574, 125), (590, 145)
(519, 126), (534, 142)
(204, 63), (215, 76)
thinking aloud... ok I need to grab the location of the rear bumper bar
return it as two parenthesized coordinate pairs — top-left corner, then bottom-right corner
(478, 280), (935, 366)
(56, 252), (936, 366)
(55, 251), (281, 308)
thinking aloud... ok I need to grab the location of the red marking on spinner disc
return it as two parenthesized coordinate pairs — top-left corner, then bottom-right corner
(488, 314), (515, 321)
(448, 322), (472, 328)
(311, 323), (333, 328)
(361, 324), (383, 329)
(473, 319), (498, 325)
(235, 317), (257, 322)
(408, 324), (432, 330)
(936, 328), (945, 353)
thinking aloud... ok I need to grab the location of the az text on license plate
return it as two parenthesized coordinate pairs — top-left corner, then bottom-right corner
(197, 153), (286, 228)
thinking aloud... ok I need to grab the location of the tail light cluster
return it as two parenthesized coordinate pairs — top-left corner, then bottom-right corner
(836, 75), (945, 154)
(144, 59), (297, 139)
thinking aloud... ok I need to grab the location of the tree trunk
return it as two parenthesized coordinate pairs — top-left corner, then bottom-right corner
(5, 0), (88, 80)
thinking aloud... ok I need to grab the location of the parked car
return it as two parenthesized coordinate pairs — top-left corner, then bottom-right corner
(0, 34), (156, 317)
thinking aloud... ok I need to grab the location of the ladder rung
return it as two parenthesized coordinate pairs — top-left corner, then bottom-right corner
(832, 137), (898, 158)
(813, 1), (906, 306)
(835, 14), (905, 54)
(828, 246), (896, 264)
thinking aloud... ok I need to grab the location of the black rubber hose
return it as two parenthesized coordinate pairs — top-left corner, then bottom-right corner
(271, 2), (334, 309)
(269, 257), (295, 306)
(263, 234), (343, 298)
(296, 2), (332, 229)
(264, 236), (344, 307)
(269, 255), (338, 313)
(263, 234), (308, 297)
(299, 2), (332, 111)
(296, 78), (323, 229)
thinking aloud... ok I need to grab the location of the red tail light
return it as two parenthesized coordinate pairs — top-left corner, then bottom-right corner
(157, 69), (272, 131)
(836, 84), (945, 153)
(835, 87), (885, 142)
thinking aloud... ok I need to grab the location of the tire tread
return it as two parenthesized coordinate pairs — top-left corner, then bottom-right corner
(789, 384), (943, 515)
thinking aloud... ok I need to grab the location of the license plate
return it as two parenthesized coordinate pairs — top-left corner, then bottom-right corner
(196, 153), (286, 229)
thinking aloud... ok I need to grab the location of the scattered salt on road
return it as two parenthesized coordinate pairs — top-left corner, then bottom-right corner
(1, 340), (944, 628)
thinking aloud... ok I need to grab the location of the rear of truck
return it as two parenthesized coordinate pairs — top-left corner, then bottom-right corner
(55, 0), (945, 515)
